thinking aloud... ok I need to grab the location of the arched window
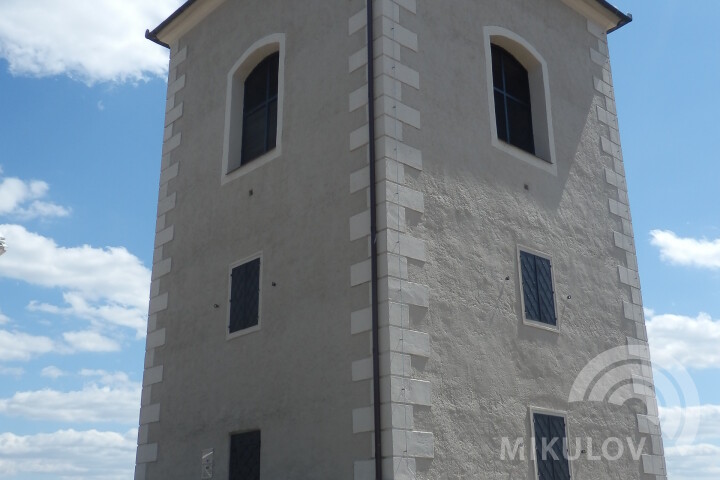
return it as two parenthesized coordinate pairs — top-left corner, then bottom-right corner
(222, 34), (285, 183)
(241, 52), (279, 164)
(484, 27), (556, 171)
(491, 45), (534, 155)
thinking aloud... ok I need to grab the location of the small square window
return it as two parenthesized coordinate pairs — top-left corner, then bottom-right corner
(519, 249), (557, 327)
(229, 257), (261, 334)
(229, 430), (261, 480)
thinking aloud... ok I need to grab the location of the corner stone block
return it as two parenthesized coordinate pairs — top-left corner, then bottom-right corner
(382, 376), (431, 406)
(383, 457), (417, 480)
(146, 328), (166, 349)
(134, 464), (147, 480)
(142, 365), (164, 387)
(139, 403), (161, 425)
(389, 430), (434, 458)
(136, 443), (158, 464)
(352, 406), (374, 433)
(148, 293), (169, 315)
(642, 454), (666, 476)
(354, 460), (374, 480)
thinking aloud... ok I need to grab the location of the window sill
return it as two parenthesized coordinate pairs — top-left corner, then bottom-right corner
(522, 317), (560, 333)
(227, 324), (261, 340)
(221, 147), (281, 186)
(491, 137), (557, 176)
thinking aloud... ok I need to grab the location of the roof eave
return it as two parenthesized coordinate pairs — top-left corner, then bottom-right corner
(147, 0), (224, 49)
(595, 0), (633, 33)
(146, 0), (632, 51)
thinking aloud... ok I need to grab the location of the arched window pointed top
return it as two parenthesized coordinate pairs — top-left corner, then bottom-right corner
(484, 27), (557, 173)
(491, 45), (535, 155)
(241, 52), (279, 164)
(222, 33), (285, 184)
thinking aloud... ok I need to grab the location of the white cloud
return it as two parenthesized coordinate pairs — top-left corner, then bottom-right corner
(666, 443), (720, 457)
(79, 369), (137, 388)
(0, 326), (127, 361)
(0, 330), (55, 362)
(664, 448), (720, 480)
(0, 371), (140, 423)
(646, 310), (720, 369)
(0, 224), (151, 337)
(0, 0), (184, 85)
(41, 366), (65, 379)
(0, 175), (70, 220)
(650, 230), (720, 270)
(660, 405), (720, 480)
(0, 428), (137, 479)
(660, 405), (720, 444)
(29, 292), (148, 336)
(62, 330), (121, 353)
(0, 309), (9, 325)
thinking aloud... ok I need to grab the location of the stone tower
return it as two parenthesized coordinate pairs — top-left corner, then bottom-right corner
(136, 0), (667, 478)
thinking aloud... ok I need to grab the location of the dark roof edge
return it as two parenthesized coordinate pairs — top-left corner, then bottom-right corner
(146, 0), (632, 49)
(146, 0), (200, 49)
(595, 0), (633, 33)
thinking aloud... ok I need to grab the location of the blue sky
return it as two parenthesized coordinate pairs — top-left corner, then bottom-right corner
(0, 1), (718, 478)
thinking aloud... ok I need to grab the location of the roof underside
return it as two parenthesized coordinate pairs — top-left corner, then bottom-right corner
(146, 0), (631, 48)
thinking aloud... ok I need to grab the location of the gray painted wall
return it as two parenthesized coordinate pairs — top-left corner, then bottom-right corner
(143, 1), (367, 478)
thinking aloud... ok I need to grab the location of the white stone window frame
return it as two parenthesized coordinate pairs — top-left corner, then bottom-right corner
(226, 251), (263, 340)
(528, 406), (574, 480)
(484, 27), (557, 175)
(517, 245), (560, 333)
(221, 33), (286, 185)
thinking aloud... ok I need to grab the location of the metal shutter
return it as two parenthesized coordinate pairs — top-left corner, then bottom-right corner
(521, 251), (540, 321)
(229, 258), (260, 333)
(534, 413), (570, 480)
(229, 430), (261, 480)
(535, 255), (556, 325)
(521, 251), (556, 326)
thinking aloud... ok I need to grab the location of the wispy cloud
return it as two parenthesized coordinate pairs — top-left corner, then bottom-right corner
(646, 309), (720, 369)
(660, 405), (720, 480)
(62, 330), (121, 353)
(0, 174), (70, 220)
(0, 0), (184, 85)
(40, 366), (65, 379)
(660, 405), (720, 444)
(0, 370), (140, 423)
(0, 366), (24, 377)
(0, 224), (150, 337)
(650, 230), (720, 270)
(0, 330), (55, 362)
(0, 428), (137, 479)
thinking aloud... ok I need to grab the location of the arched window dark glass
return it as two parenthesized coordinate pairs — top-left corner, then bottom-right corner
(241, 52), (279, 164)
(491, 45), (535, 155)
